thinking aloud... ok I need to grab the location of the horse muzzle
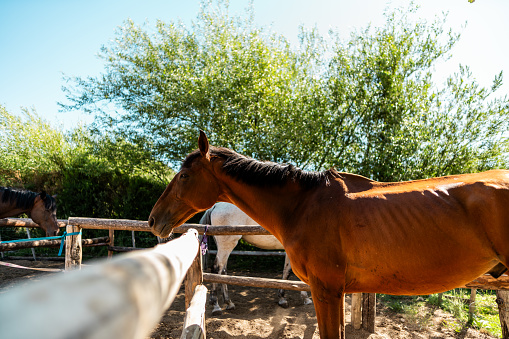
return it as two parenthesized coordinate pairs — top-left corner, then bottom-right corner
(148, 217), (164, 236)
(46, 229), (60, 237)
(148, 216), (174, 238)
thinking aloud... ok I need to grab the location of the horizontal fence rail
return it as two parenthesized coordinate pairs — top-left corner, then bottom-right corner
(207, 250), (286, 256)
(203, 272), (311, 292)
(0, 236), (109, 252)
(67, 217), (150, 232)
(2, 217), (272, 235)
(463, 274), (509, 290)
(3, 217), (509, 291)
(173, 224), (271, 235)
(0, 229), (200, 339)
(0, 218), (68, 228)
(66, 217), (272, 235)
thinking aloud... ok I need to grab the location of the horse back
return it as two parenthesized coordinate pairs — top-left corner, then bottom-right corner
(210, 202), (283, 250)
(285, 170), (509, 294)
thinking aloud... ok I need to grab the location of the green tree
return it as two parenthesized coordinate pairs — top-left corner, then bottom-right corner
(0, 106), (172, 220)
(61, 1), (508, 180)
(323, 6), (509, 181)
(0, 106), (77, 189)
(61, 1), (327, 167)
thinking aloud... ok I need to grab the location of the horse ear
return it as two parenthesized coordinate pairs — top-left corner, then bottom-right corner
(52, 194), (58, 200)
(198, 130), (210, 161)
(39, 191), (47, 200)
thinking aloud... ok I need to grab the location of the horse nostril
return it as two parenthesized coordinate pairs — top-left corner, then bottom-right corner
(148, 217), (155, 228)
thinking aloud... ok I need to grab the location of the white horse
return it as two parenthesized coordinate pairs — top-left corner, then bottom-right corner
(200, 202), (312, 315)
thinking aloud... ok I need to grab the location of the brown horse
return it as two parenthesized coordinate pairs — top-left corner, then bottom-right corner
(0, 187), (59, 236)
(149, 131), (509, 339)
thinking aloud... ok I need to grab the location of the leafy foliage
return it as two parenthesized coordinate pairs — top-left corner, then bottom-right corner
(0, 106), (171, 221)
(0, 106), (74, 189)
(62, 2), (324, 167)
(323, 7), (509, 180)
(62, 2), (508, 181)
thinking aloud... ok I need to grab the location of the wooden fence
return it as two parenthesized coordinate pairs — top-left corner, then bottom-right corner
(0, 229), (204, 339)
(2, 216), (509, 337)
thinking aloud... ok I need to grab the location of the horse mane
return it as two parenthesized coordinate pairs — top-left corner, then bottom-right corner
(183, 147), (339, 190)
(42, 192), (57, 211)
(0, 187), (56, 211)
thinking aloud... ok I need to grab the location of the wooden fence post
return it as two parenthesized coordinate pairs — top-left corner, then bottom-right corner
(362, 293), (376, 333)
(437, 292), (443, 306)
(497, 290), (509, 339)
(185, 250), (203, 308)
(65, 223), (82, 271)
(351, 293), (362, 330)
(108, 229), (115, 258)
(181, 285), (208, 339)
(468, 288), (477, 323)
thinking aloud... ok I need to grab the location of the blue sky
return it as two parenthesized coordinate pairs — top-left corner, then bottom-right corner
(1, 0), (508, 131)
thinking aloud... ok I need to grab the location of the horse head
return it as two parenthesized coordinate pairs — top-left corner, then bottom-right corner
(30, 192), (59, 237)
(149, 130), (221, 238)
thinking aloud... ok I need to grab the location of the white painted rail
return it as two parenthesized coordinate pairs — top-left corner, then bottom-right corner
(0, 229), (200, 339)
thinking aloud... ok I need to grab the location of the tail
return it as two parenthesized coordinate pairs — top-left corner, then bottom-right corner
(199, 204), (216, 225)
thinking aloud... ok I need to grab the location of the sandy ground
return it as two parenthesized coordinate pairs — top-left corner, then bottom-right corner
(0, 259), (500, 339)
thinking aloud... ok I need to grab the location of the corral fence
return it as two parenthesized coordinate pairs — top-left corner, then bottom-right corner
(1, 217), (509, 338)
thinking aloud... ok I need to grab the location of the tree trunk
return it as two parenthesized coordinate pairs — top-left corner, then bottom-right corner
(496, 290), (509, 339)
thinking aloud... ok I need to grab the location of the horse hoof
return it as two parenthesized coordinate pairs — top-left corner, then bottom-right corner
(278, 299), (289, 308)
(225, 303), (235, 311)
(211, 308), (223, 316)
(303, 297), (313, 305)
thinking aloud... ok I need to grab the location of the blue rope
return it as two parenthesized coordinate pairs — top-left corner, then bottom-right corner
(58, 231), (82, 256)
(0, 230), (82, 257)
(0, 235), (63, 243)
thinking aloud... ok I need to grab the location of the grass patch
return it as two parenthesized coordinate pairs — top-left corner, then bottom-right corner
(380, 290), (501, 338)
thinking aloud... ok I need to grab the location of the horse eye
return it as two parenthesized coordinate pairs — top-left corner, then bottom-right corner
(180, 173), (189, 179)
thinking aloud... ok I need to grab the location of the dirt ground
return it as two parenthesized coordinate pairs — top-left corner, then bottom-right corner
(0, 259), (500, 339)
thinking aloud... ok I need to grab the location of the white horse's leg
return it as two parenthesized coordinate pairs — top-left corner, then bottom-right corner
(209, 256), (223, 316)
(291, 254), (313, 305)
(278, 255), (292, 308)
(301, 291), (313, 305)
(210, 235), (241, 315)
(278, 255), (313, 307)
(220, 263), (235, 311)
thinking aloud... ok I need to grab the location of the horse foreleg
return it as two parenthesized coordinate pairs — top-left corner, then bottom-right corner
(220, 265), (235, 311)
(278, 254), (292, 308)
(210, 255), (226, 315)
(209, 282), (223, 316)
(310, 281), (345, 339)
(212, 235), (240, 314)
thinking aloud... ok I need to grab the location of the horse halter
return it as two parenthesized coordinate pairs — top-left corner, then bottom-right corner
(200, 225), (209, 255)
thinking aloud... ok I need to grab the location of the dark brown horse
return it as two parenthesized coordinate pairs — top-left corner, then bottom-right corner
(0, 187), (59, 236)
(149, 131), (509, 338)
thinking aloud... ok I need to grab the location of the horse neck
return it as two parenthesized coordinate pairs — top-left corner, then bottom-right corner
(0, 202), (31, 218)
(216, 174), (304, 241)
(0, 191), (34, 218)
